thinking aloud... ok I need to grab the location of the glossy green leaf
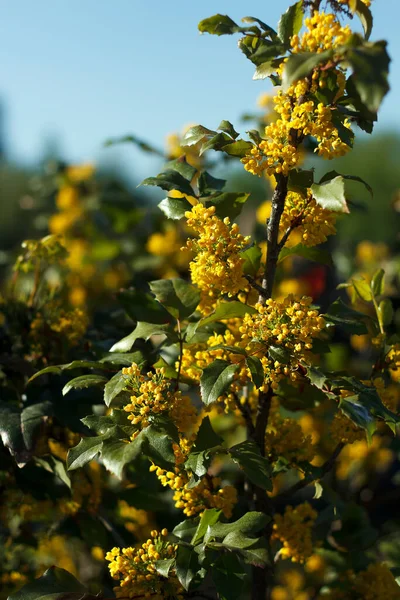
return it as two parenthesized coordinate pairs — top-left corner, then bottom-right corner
(319, 170), (373, 197)
(34, 456), (71, 489)
(67, 432), (113, 470)
(324, 298), (369, 335)
(158, 195), (193, 220)
(230, 440), (272, 490)
(351, 0), (373, 40)
(378, 298), (393, 327)
(110, 321), (175, 352)
(288, 168), (314, 195)
(7, 567), (87, 600)
(205, 512), (270, 542)
(175, 545), (200, 591)
(141, 169), (195, 197)
(346, 41), (390, 113)
(198, 171), (226, 196)
(282, 49), (333, 90)
(198, 14), (239, 36)
(212, 552), (247, 600)
(221, 140), (253, 157)
(352, 278), (373, 302)
(200, 360), (239, 406)
(311, 176), (349, 213)
(28, 360), (111, 383)
(240, 245), (262, 277)
(154, 558), (175, 578)
(222, 531), (270, 567)
(206, 191), (250, 220)
(165, 157), (197, 181)
(21, 400), (53, 450)
(149, 278), (200, 319)
(218, 120), (239, 139)
(278, 1), (303, 47)
(191, 509), (221, 545)
(118, 288), (172, 324)
(104, 371), (129, 407)
(246, 356), (264, 389)
(62, 374), (108, 396)
(371, 269), (385, 297)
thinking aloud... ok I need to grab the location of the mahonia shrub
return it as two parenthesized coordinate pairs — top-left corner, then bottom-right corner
(3, 1), (400, 600)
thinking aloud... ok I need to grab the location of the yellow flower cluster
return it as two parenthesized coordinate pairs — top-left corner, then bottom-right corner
(106, 529), (184, 600)
(291, 11), (351, 54)
(184, 204), (250, 313)
(242, 10), (353, 178)
(266, 398), (315, 464)
(336, 435), (394, 481)
(150, 438), (237, 518)
(37, 535), (77, 577)
(241, 120), (300, 177)
(272, 503), (317, 563)
(337, 0), (371, 7)
(279, 190), (337, 247)
(122, 364), (197, 434)
(240, 296), (325, 390)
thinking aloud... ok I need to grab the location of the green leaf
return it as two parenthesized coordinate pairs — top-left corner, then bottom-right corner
(311, 176), (349, 213)
(246, 356), (264, 389)
(62, 374), (108, 396)
(101, 433), (145, 478)
(220, 140), (254, 158)
(346, 41), (390, 113)
(142, 417), (179, 469)
(212, 552), (247, 600)
(185, 417), (223, 479)
(371, 269), (385, 297)
(253, 60), (282, 80)
(324, 298), (369, 334)
(165, 157), (197, 181)
(198, 172), (226, 196)
(305, 365), (329, 390)
(141, 169), (195, 197)
(222, 531), (270, 567)
(7, 567), (87, 600)
(158, 196), (193, 220)
(278, 1), (303, 47)
(352, 278), (373, 302)
(206, 191), (250, 220)
(240, 245), (262, 277)
(278, 243), (333, 266)
(230, 440), (272, 490)
(28, 360), (111, 383)
(288, 168), (314, 195)
(198, 14), (238, 36)
(21, 401), (53, 450)
(193, 417), (223, 452)
(118, 288), (172, 324)
(319, 170), (373, 197)
(282, 49), (333, 90)
(173, 518), (201, 541)
(191, 509), (221, 545)
(205, 512), (270, 542)
(154, 558), (175, 578)
(200, 360), (239, 406)
(34, 456), (71, 489)
(339, 396), (374, 440)
(182, 125), (216, 147)
(67, 434), (111, 470)
(268, 345), (291, 364)
(100, 352), (145, 367)
(110, 322), (175, 352)
(104, 371), (129, 407)
(378, 299), (393, 327)
(241, 16), (279, 40)
(175, 545), (200, 591)
(197, 301), (257, 330)
(149, 278), (200, 319)
(351, 0), (373, 40)
(218, 120), (239, 139)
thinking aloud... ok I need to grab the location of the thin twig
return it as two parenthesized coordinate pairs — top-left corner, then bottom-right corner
(232, 392), (255, 437)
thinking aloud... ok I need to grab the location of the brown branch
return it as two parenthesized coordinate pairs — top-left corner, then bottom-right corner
(274, 442), (345, 504)
(232, 392), (255, 437)
(259, 174), (289, 303)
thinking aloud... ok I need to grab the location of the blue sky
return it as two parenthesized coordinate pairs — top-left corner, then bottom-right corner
(2, 1), (399, 179)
